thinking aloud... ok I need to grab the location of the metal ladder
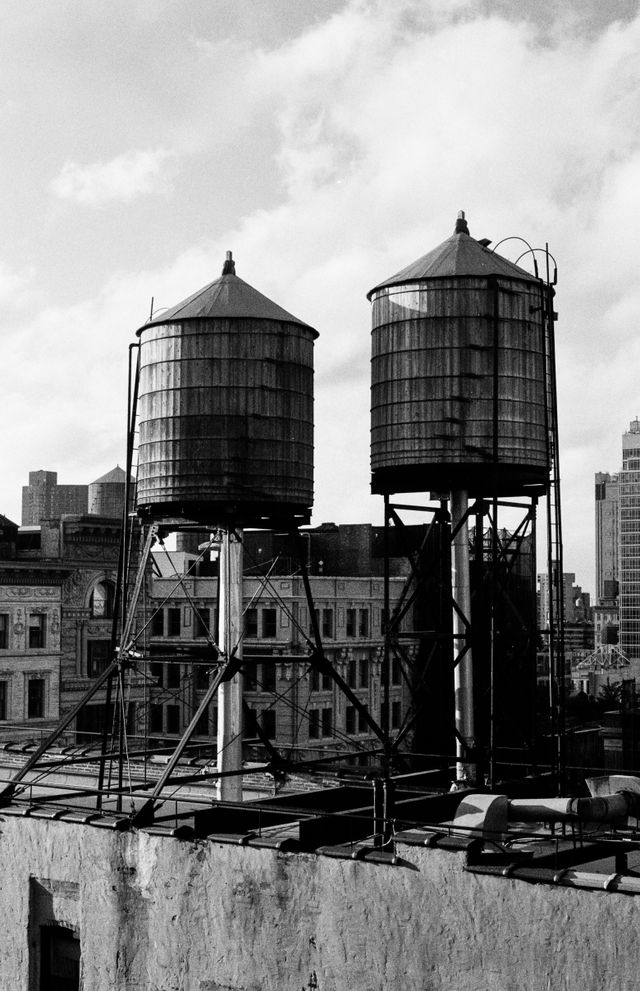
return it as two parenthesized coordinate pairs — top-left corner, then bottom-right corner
(543, 253), (566, 788)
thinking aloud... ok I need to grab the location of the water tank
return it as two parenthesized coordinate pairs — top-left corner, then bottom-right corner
(88, 466), (128, 518)
(135, 253), (317, 526)
(368, 213), (551, 497)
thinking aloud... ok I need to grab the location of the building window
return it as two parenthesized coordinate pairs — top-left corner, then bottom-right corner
(166, 705), (180, 734)
(262, 662), (276, 692)
(262, 608), (277, 638)
(40, 924), (80, 991)
(311, 668), (332, 692)
(243, 706), (257, 737)
(167, 607), (181, 637)
(167, 663), (180, 689)
(0, 680), (7, 720)
(322, 609), (333, 639)
(87, 640), (111, 678)
(194, 710), (209, 735)
(151, 610), (164, 637)
(358, 709), (368, 734)
(244, 661), (257, 691)
(310, 608), (320, 635)
(90, 580), (114, 619)
(392, 657), (402, 685)
(27, 678), (45, 719)
(75, 702), (114, 745)
(194, 664), (209, 691)
(244, 608), (258, 638)
(261, 709), (276, 739)
(345, 705), (355, 734)
(321, 707), (333, 737)
(194, 607), (210, 638)
(347, 660), (357, 688)
(149, 704), (163, 734)
(346, 608), (356, 637)
(391, 700), (402, 729)
(150, 662), (164, 687)
(0, 614), (8, 649)
(28, 614), (46, 649)
(359, 658), (369, 689)
(308, 708), (320, 739)
(358, 609), (369, 638)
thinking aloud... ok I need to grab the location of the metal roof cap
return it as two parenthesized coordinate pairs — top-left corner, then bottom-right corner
(137, 252), (317, 336)
(367, 212), (540, 299)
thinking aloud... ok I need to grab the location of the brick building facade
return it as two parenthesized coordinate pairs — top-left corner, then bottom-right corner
(145, 552), (411, 764)
(22, 470), (88, 525)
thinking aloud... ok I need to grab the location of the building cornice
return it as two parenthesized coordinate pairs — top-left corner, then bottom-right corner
(0, 565), (70, 586)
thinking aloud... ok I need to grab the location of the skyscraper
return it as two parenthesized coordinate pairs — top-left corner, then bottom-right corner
(618, 419), (640, 662)
(595, 471), (619, 604)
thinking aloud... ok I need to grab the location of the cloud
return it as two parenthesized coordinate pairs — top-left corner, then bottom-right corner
(238, 2), (640, 585)
(50, 147), (176, 207)
(6, 0), (640, 594)
(0, 260), (34, 307)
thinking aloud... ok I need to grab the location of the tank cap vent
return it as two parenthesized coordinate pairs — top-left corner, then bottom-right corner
(222, 250), (236, 276)
(454, 210), (469, 235)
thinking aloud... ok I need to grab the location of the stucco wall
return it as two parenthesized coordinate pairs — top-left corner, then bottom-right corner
(0, 814), (637, 991)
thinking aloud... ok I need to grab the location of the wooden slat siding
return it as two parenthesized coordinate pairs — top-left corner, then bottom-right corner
(136, 318), (315, 517)
(370, 278), (549, 495)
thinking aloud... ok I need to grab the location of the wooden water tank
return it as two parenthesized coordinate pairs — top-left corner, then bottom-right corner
(368, 215), (551, 497)
(135, 253), (317, 526)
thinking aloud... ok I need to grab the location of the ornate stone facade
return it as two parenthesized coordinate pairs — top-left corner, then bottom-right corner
(0, 515), (146, 744)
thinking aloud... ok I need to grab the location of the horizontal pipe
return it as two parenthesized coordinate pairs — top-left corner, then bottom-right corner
(508, 793), (633, 823)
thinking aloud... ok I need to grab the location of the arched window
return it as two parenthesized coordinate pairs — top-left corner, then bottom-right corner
(90, 581), (115, 619)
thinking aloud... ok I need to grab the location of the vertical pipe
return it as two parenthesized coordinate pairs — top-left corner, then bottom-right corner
(98, 343), (139, 809)
(530, 497), (539, 766)
(545, 245), (566, 789)
(373, 778), (384, 847)
(217, 528), (244, 801)
(538, 263), (559, 783)
(474, 501), (488, 787)
(451, 489), (475, 785)
(382, 495), (391, 748)
(490, 497), (498, 787)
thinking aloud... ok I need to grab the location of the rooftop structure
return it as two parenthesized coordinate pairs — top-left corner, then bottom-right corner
(1, 768), (640, 989)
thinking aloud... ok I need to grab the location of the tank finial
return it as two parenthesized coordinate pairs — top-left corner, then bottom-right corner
(455, 211), (469, 235)
(222, 250), (236, 276)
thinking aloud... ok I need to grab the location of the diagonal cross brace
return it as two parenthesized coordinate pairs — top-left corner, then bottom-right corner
(131, 651), (243, 826)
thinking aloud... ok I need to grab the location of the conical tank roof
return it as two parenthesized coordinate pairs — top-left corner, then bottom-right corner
(367, 212), (539, 298)
(90, 465), (129, 485)
(137, 252), (317, 336)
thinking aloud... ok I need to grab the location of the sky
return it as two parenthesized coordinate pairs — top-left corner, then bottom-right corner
(2, 0), (640, 596)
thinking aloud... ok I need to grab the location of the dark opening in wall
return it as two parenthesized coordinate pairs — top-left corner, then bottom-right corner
(40, 924), (80, 990)
(29, 878), (81, 991)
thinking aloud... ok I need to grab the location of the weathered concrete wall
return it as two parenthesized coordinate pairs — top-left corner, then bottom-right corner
(0, 814), (638, 991)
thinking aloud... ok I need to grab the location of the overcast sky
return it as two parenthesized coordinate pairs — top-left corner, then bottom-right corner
(2, 0), (640, 595)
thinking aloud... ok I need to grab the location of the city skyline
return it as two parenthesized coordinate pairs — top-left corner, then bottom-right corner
(2, 0), (640, 597)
